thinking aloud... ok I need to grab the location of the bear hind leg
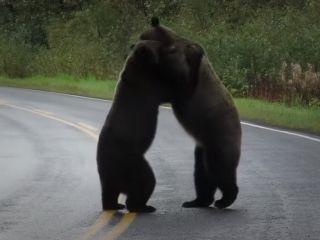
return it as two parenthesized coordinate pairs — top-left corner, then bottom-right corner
(182, 145), (215, 208)
(214, 170), (238, 209)
(212, 149), (239, 209)
(126, 157), (156, 213)
(101, 183), (125, 210)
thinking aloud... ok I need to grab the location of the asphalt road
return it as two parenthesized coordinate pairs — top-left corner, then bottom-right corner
(0, 87), (320, 240)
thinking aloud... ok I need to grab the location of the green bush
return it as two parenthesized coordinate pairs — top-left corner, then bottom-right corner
(0, 0), (319, 105)
(0, 36), (33, 78)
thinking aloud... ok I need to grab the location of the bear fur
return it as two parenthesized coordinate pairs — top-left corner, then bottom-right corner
(96, 40), (172, 213)
(140, 18), (242, 209)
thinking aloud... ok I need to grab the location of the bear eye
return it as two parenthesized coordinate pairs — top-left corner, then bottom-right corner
(165, 45), (177, 54)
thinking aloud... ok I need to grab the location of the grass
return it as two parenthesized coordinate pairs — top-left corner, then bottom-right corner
(1, 75), (319, 135)
(235, 98), (320, 135)
(0, 75), (117, 100)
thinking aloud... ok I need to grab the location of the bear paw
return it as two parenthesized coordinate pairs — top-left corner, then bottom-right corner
(214, 198), (236, 209)
(182, 198), (213, 208)
(127, 205), (156, 213)
(103, 203), (125, 210)
(215, 187), (238, 209)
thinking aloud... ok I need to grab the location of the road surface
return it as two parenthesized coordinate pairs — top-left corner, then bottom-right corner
(0, 87), (320, 240)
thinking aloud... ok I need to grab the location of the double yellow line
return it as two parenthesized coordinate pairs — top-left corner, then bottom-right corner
(81, 211), (136, 240)
(0, 101), (137, 240)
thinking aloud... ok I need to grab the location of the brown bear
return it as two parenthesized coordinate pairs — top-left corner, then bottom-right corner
(140, 18), (242, 209)
(96, 40), (172, 213)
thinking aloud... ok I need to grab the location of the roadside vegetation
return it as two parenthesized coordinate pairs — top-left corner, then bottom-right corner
(235, 98), (320, 134)
(0, 75), (117, 99)
(0, 0), (319, 134)
(1, 76), (319, 135)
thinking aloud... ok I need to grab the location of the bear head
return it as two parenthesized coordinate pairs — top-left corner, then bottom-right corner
(139, 17), (204, 101)
(120, 39), (174, 103)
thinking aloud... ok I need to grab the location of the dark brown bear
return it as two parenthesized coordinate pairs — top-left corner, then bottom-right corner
(97, 40), (172, 213)
(141, 18), (242, 209)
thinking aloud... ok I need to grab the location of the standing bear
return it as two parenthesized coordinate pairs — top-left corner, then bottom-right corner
(96, 40), (172, 213)
(141, 18), (242, 209)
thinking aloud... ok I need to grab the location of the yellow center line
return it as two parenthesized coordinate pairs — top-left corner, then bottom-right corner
(4, 103), (98, 140)
(80, 211), (116, 240)
(2, 102), (137, 240)
(104, 213), (137, 240)
(77, 122), (99, 132)
(33, 109), (54, 115)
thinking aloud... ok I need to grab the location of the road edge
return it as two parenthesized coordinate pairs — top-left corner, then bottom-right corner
(1, 86), (319, 143)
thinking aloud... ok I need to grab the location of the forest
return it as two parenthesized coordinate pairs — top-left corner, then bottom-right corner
(1, 0), (320, 106)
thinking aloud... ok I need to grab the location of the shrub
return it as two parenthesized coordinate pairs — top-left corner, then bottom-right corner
(0, 36), (32, 78)
(1, 0), (319, 105)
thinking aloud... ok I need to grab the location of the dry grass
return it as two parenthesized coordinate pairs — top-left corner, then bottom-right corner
(249, 62), (320, 106)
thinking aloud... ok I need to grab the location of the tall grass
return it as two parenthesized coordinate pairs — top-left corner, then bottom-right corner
(0, 37), (33, 78)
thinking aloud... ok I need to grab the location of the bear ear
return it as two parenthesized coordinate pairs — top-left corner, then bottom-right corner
(185, 43), (204, 70)
(151, 17), (160, 27)
(134, 44), (159, 65)
(183, 43), (204, 90)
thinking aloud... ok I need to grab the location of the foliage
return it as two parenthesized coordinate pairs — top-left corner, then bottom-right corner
(0, 36), (32, 77)
(0, 0), (319, 105)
